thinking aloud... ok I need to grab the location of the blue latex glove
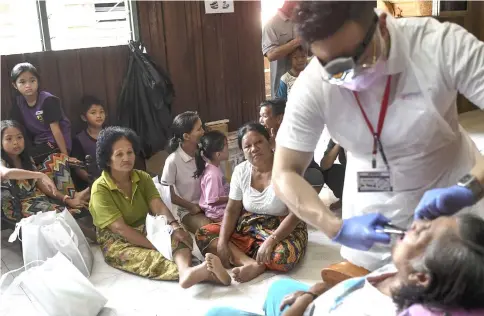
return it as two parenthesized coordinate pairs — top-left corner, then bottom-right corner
(332, 213), (391, 251)
(414, 185), (475, 220)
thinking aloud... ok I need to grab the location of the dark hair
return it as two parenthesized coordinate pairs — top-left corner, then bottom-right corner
(259, 99), (286, 117)
(392, 213), (484, 312)
(80, 95), (103, 114)
(10, 62), (40, 83)
(193, 130), (226, 179)
(1, 120), (35, 184)
(237, 122), (270, 150)
(294, 1), (375, 43)
(96, 126), (140, 172)
(168, 111), (200, 152)
(291, 45), (306, 56)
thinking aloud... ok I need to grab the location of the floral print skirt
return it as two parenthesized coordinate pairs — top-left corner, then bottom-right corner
(96, 224), (188, 280)
(195, 211), (308, 272)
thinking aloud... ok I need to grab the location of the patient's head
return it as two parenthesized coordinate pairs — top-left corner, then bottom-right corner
(391, 214), (484, 311)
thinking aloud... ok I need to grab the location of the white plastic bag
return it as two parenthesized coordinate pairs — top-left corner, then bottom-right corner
(0, 252), (107, 316)
(9, 209), (93, 277)
(146, 214), (173, 261)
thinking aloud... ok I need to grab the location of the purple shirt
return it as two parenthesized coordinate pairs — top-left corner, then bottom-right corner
(15, 91), (72, 151)
(199, 163), (230, 221)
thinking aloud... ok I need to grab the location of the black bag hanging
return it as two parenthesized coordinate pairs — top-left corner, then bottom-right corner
(117, 41), (174, 159)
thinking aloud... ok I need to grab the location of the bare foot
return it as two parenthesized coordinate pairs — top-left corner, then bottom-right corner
(206, 253), (231, 286)
(232, 262), (266, 283)
(179, 261), (211, 289)
(179, 259), (231, 289)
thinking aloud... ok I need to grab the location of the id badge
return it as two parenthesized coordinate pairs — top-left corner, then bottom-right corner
(357, 171), (393, 192)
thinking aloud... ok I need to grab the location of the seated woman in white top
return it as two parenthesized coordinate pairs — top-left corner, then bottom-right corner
(195, 122), (308, 283)
(205, 213), (484, 316)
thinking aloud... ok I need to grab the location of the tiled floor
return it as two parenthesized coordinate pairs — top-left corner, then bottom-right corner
(1, 110), (483, 316)
(0, 189), (342, 316)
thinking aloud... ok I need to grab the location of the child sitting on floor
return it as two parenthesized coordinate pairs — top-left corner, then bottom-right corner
(71, 95), (105, 190)
(194, 131), (230, 223)
(161, 111), (211, 233)
(10, 63), (72, 164)
(276, 46), (308, 100)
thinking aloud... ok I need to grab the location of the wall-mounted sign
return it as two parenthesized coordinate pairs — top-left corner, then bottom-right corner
(205, 1), (234, 14)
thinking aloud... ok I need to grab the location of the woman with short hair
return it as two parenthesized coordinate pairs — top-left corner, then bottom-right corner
(89, 126), (230, 288)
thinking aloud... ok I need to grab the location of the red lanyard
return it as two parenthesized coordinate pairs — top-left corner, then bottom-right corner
(353, 76), (392, 169)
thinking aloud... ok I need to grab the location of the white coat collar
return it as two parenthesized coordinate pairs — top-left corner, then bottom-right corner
(384, 14), (406, 75)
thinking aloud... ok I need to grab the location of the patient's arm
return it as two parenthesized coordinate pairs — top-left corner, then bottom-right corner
(282, 282), (331, 316)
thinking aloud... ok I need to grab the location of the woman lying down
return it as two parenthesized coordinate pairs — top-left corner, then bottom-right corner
(207, 214), (484, 316)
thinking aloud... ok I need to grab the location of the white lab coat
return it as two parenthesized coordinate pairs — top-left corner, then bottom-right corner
(276, 14), (484, 270)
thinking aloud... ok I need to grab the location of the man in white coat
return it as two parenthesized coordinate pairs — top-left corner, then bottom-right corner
(272, 1), (484, 271)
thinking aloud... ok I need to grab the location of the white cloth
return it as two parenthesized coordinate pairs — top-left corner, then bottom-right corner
(276, 14), (484, 270)
(0, 252), (107, 316)
(145, 214), (173, 261)
(229, 160), (289, 216)
(9, 209), (93, 277)
(310, 264), (398, 315)
(160, 147), (201, 204)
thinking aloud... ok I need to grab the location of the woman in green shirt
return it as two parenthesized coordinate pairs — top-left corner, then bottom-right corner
(89, 126), (230, 288)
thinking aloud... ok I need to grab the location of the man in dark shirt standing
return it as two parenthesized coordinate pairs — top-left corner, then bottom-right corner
(320, 139), (346, 210)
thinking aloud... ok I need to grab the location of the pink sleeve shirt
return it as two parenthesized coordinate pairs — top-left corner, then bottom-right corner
(199, 163), (230, 221)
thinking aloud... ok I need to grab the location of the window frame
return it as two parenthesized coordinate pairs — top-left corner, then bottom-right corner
(32, 0), (139, 53)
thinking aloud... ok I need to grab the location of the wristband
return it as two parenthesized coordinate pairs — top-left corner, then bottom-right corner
(269, 234), (278, 243)
(169, 219), (179, 226)
(62, 195), (71, 204)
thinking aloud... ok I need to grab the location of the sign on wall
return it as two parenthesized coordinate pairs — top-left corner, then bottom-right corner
(204, 1), (234, 14)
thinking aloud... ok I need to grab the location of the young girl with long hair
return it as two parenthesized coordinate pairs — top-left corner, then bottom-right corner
(194, 130), (230, 222)
(10, 62), (72, 163)
(1, 120), (87, 221)
(160, 111), (212, 233)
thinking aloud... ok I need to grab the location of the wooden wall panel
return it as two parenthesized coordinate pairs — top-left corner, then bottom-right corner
(1, 46), (129, 135)
(2, 0), (264, 138)
(137, 0), (264, 131)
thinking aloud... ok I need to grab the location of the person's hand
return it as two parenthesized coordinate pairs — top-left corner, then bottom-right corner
(38, 173), (57, 194)
(414, 185), (475, 220)
(67, 157), (83, 167)
(256, 236), (277, 264)
(216, 241), (232, 268)
(66, 196), (88, 209)
(280, 291), (315, 312)
(292, 37), (302, 46)
(332, 213), (391, 250)
(189, 203), (203, 215)
(172, 227), (193, 250)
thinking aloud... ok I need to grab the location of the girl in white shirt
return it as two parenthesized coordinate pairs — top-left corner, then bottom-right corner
(161, 111), (211, 233)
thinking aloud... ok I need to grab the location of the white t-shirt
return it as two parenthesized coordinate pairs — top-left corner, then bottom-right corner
(160, 147), (200, 204)
(309, 264), (398, 316)
(229, 160), (288, 216)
